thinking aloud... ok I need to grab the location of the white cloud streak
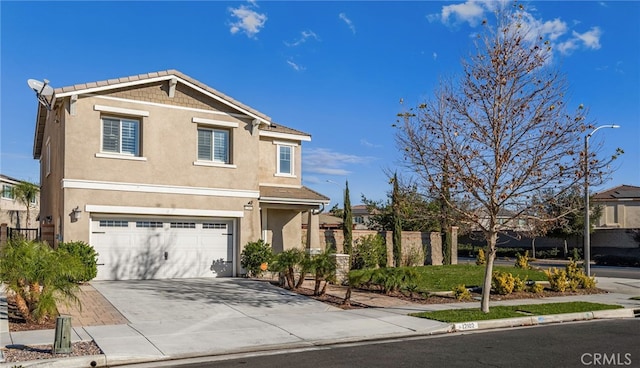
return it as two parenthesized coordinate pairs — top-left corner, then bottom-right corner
(339, 13), (356, 34)
(285, 30), (319, 47)
(228, 4), (267, 39)
(286, 59), (305, 71)
(304, 148), (375, 176)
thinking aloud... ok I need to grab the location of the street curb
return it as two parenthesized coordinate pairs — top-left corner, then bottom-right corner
(451, 308), (636, 333)
(0, 354), (106, 368)
(2, 309), (635, 368)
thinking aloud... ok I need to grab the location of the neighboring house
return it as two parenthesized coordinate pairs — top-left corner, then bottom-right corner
(592, 185), (640, 229)
(302, 212), (342, 230)
(352, 204), (373, 230)
(32, 70), (329, 280)
(0, 174), (40, 228)
(473, 209), (532, 232)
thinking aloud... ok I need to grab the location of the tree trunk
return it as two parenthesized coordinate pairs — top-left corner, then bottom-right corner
(295, 268), (306, 289)
(313, 273), (322, 295)
(563, 239), (568, 258)
(13, 292), (33, 323)
(342, 286), (352, 306)
(481, 231), (497, 313)
(531, 238), (536, 259)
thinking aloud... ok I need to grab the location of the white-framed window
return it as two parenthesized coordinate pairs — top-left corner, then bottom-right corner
(198, 128), (230, 164)
(1, 184), (13, 199)
(101, 116), (140, 156)
(277, 144), (294, 176)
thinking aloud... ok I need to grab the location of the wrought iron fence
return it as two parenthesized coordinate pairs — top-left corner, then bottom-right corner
(7, 227), (40, 241)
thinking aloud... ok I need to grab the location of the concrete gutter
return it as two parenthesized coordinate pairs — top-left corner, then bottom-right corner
(451, 307), (637, 333)
(3, 308), (636, 368)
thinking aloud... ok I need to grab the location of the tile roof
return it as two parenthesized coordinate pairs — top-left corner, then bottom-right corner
(260, 186), (330, 204)
(592, 185), (640, 200)
(33, 69), (311, 158)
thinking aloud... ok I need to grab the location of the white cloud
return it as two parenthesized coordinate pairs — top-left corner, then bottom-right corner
(228, 4), (267, 39)
(557, 39), (578, 55)
(304, 148), (374, 176)
(286, 59), (305, 71)
(539, 18), (568, 41)
(441, 0), (485, 26)
(339, 13), (356, 34)
(433, 52), (438, 60)
(573, 26), (602, 50)
(285, 30), (319, 47)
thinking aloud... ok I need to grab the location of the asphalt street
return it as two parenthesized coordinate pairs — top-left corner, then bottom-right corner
(160, 319), (640, 368)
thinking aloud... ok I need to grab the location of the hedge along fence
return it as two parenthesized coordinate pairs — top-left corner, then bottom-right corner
(301, 228), (459, 266)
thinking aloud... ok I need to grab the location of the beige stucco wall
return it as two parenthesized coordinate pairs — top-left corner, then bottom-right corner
(258, 137), (303, 186)
(596, 201), (640, 229)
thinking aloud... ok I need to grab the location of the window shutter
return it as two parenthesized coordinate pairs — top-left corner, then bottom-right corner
(198, 129), (212, 161)
(102, 118), (120, 153)
(121, 119), (139, 155)
(213, 130), (229, 163)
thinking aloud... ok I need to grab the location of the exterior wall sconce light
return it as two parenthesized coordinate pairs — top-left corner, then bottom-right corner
(244, 200), (254, 211)
(70, 206), (82, 222)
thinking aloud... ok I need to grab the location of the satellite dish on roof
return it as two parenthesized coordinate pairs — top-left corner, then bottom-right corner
(27, 78), (56, 111)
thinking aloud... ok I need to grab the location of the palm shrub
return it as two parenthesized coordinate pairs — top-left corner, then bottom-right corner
(270, 248), (306, 289)
(309, 248), (337, 296)
(0, 239), (83, 323)
(240, 239), (273, 277)
(58, 241), (98, 283)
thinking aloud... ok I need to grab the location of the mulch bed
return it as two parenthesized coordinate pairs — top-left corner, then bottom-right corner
(3, 294), (103, 363)
(295, 287), (370, 309)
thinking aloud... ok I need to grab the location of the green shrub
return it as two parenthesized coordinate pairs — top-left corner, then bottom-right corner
(347, 267), (418, 294)
(58, 241), (98, 283)
(352, 234), (387, 270)
(528, 282), (545, 293)
(476, 248), (486, 265)
(453, 284), (472, 301)
(240, 239), (273, 277)
(515, 251), (530, 269)
(492, 271), (515, 295)
(545, 267), (569, 292)
(403, 246), (424, 267)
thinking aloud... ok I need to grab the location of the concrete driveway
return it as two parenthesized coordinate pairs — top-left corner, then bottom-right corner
(91, 278), (337, 323)
(83, 278), (447, 362)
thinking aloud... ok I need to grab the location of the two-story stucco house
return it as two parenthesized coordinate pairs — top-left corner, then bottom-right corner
(33, 70), (329, 280)
(1, 174), (40, 229)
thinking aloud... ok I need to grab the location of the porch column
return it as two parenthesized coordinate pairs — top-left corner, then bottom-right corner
(306, 211), (321, 254)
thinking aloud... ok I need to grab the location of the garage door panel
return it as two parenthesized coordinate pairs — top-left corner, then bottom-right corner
(91, 217), (234, 280)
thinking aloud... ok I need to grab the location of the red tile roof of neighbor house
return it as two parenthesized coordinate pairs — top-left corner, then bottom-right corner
(33, 70), (310, 158)
(592, 185), (640, 200)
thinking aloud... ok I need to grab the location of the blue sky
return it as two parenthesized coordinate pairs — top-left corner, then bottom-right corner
(1, 1), (638, 208)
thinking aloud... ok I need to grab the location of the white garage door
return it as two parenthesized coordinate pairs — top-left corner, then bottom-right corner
(91, 217), (234, 280)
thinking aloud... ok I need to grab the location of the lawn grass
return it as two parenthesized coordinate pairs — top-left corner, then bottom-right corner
(410, 302), (623, 323)
(409, 264), (546, 292)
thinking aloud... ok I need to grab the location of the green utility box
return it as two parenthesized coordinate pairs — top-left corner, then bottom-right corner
(53, 315), (72, 354)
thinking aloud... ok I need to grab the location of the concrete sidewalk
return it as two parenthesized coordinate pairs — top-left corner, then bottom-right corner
(1, 276), (639, 367)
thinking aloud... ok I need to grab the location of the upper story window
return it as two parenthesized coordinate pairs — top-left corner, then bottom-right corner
(277, 144), (294, 176)
(102, 116), (140, 156)
(198, 128), (230, 164)
(1, 184), (13, 199)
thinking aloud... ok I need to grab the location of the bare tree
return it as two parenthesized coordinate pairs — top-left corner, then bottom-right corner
(395, 6), (619, 312)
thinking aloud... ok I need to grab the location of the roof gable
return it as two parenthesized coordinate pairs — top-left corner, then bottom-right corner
(33, 69), (311, 158)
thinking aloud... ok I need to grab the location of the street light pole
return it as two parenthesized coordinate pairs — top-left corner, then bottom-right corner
(583, 124), (620, 276)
